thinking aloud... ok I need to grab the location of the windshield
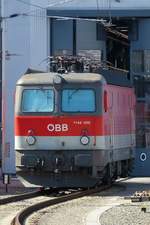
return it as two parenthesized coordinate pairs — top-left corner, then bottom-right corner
(22, 89), (54, 112)
(62, 89), (95, 112)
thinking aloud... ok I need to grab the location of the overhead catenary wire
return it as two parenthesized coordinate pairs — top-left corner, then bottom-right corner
(26, 13), (106, 23)
(15, 0), (45, 9)
(14, 0), (106, 24)
(108, 0), (112, 24)
(3, 10), (106, 24)
(11, 0), (127, 39)
(15, 0), (78, 16)
(96, 0), (100, 17)
(7, 0), (127, 41)
(15, 0), (80, 17)
(15, 0), (78, 10)
(47, 0), (78, 7)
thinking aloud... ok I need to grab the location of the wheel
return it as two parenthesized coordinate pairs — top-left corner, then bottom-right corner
(121, 160), (129, 178)
(102, 164), (113, 185)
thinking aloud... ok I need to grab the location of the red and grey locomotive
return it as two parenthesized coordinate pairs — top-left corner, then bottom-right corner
(15, 69), (135, 187)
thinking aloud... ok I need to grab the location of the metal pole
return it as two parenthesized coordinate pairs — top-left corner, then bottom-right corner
(1, 0), (6, 175)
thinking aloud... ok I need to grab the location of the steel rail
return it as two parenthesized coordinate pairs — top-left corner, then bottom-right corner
(0, 190), (41, 205)
(11, 185), (110, 225)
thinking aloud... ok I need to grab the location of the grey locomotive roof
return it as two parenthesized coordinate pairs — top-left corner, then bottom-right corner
(16, 72), (106, 86)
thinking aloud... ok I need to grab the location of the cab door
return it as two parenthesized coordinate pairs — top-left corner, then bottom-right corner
(129, 94), (136, 146)
(106, 90), (114, 148)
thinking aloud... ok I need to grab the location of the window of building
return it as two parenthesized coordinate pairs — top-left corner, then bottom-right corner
(131, 50), (144, 73)
(144, 50), (150, 73)
(96, 23), (106, 41)
(132, 49), (150, 74)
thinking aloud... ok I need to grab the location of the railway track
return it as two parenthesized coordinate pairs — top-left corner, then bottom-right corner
(0, 190), (41, 205)
(11, 185), (110, 225)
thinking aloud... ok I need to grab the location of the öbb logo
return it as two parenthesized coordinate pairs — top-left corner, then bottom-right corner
(47, 124), (68, 132)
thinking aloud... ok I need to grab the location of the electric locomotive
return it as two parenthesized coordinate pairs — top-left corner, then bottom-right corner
(15, 69), (135, 187)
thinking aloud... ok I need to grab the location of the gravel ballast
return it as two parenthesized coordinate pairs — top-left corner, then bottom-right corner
(33, 178), (150, 225)
(100, 203), (150, 225)
(31, 186), (126, 225)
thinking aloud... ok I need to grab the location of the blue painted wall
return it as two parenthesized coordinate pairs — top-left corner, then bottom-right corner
(131, 19), (150, 50)
(130, 18), (150, 176)
(132, 148), (150, 176)
(51, 20), (106, 60)
(52, 20), (73, 55)
(76, 21), (106, 59)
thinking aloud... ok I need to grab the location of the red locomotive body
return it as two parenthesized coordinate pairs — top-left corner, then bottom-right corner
(15, 72), (135, 187)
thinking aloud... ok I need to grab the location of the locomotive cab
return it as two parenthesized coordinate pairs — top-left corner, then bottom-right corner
(15, 71), (135, 188)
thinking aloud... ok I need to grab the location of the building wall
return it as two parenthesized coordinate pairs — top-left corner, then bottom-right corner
(130, 18), (150, 76)
(47, 0), (150, 10)
(76, 21), (106, 59)
(52, 20), (73, 55)
(130, 18), (150, 176)
(30, 0), (49, 70)
(2, 0), (30, 173)
(2, 0), (50, 173)
(51, 19), (106, 60)
(0, 0), (2, 162)
(131, 19), (150, 50)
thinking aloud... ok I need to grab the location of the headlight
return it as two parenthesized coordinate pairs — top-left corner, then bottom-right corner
(26, 136), (36, 145)
(80, 136), (90, 145)
(53, 75), (62, 84)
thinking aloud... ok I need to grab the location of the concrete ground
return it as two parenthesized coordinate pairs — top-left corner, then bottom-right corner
(0, 168), (34, 196)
